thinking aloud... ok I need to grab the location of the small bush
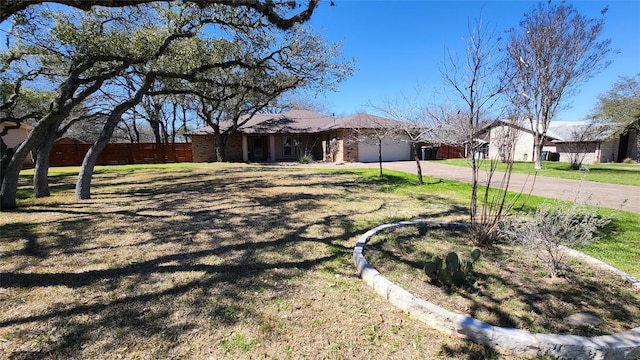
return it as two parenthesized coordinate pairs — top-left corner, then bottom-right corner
(466, 222), (503, 247)
(623, 157), (637, 164)
(298, 154), (313, 164)
(503, 201), (610, 277)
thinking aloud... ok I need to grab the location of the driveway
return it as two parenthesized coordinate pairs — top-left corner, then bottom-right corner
(338, 161), (640, 213)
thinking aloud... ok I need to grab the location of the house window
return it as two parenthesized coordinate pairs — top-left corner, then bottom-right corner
(283, 136), (302, 157)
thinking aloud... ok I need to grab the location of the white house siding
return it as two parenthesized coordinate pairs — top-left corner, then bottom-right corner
(556, 142), (599, 164)
(357, 140), (410, 163)
(489, 126), (534, 162)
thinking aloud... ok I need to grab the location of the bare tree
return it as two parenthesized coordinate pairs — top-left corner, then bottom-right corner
(506, 2), (612, 169)
(441, 16), (512, 245)
(423, 102), (470, 148)
(370, 89), (433, 185)
(346, 113), (403, 178)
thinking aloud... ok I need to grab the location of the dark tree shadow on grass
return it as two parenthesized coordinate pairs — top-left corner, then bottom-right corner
(3, 166), (427, 359)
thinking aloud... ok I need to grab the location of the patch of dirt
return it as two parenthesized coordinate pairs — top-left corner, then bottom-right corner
(365, 225), (640, 337)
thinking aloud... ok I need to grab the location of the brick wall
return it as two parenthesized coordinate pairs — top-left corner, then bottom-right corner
(192, 134), (245, 162)
(333, 129), (358, 162)
(192, 135), (216, 162)
(225, 135), (244, 161)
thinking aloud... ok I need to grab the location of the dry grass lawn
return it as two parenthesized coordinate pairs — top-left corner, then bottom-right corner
(0, 163), (505, 360)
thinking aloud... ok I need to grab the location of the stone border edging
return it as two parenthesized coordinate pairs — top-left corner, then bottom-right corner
(353, 220), (640, 359)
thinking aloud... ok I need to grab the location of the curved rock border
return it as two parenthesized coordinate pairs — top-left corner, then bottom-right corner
(353, 220), (640, 359)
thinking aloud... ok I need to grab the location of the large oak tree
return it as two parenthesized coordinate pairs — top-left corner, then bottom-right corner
(0, 0), (326, 209)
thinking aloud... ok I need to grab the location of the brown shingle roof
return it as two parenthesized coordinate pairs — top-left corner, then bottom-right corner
(187, 110), (401, 136)
(327, 112), (403, 130)
(237, 109), (335, 134)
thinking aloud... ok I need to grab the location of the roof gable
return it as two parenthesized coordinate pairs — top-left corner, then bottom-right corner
(328, 112), (402, 130)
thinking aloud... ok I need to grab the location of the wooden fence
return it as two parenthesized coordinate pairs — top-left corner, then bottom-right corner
(437, 144), (465, 160)
(50, 143), (192, 167)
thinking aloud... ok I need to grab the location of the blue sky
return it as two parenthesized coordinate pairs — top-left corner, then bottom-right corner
(308, 0), (640, 121)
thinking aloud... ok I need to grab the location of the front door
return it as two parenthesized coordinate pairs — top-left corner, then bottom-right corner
(249, 136), (268, 161)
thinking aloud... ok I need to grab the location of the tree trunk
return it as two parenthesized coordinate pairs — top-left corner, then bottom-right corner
(171, 102), (177, 143)
(1, 113), (62, 209)
(33, 123), (59, 198)
(470, 152), (478, 224)
(214, 130), (226, 162)
(148, 110), (162, 143)
(159, 120), (169, 144)
(132, 116), (141, 143)
(182, 107), (188, 143)
(533, 133), (543, 170)
(0, 138), (14, 189)
(75, 136), (108, 200)
(377, 139), (383, 177)
(413, 143), (423, 185)
(76, 74), (155, 200)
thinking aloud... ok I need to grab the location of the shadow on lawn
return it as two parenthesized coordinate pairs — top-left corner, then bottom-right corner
(4, 166), (446, 359)
(0, 222), (47, 259)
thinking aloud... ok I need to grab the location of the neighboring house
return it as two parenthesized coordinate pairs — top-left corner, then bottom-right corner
(188, 110), (413, 163)
(547, 122), (638, 163)
(478, 119), (637, 164)
(474, 120), (555, 162)
(1, 121), (34, 165)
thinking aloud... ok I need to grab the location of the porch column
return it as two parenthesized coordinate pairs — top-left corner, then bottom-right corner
(242, 135), (248, 162)
(269, 135), (276, 162)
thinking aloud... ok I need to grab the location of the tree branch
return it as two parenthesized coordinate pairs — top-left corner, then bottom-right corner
(0, 0), (319, 28)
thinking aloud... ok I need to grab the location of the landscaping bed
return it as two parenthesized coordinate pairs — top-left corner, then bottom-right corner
(365, 224), (640, 337)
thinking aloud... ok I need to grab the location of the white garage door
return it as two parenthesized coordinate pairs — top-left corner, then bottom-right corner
(358, 141), (411, 163)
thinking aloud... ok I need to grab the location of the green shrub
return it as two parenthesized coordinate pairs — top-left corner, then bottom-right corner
(298, 154), (313, 164)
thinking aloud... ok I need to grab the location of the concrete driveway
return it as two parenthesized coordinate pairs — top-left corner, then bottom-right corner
(351, 161), (639, 213)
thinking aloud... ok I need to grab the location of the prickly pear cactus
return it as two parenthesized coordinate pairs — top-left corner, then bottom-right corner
(424, 248), (481, 288)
